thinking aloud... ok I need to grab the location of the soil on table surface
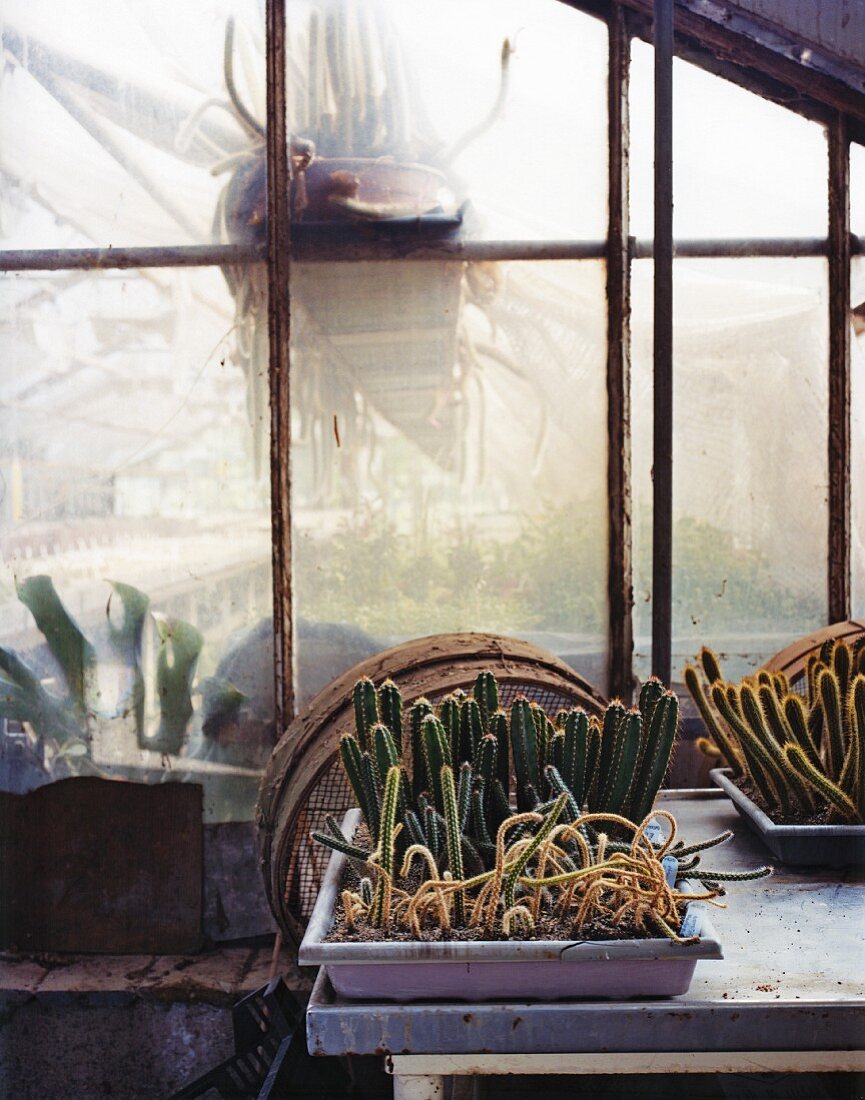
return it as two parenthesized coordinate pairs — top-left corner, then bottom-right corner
(735, 777), (843, 826)
(325, 902), (686, 944)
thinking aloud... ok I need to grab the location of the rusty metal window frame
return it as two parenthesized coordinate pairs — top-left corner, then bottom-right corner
(1, 0), (862, 720)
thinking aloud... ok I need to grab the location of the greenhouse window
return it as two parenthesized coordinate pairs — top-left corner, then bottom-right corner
(1, 0), (863, 829)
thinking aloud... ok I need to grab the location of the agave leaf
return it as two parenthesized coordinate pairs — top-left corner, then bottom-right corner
(151, 613), (203, 753)
(56, 738), (89, 758)
(16, 575), (96, 716)
(106, 581), (150, 651)
(0, 653), (82, 743)
(200, 676), (247, 740)
(106, 581), (150, 738)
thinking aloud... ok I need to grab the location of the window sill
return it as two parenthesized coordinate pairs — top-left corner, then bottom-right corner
(0, 941), (311, 1008)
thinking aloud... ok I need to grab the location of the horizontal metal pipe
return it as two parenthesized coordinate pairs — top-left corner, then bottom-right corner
(633, 236), (838, 259)
(290, 236), (609, 263)
(2, 235), (862, 273)
(0, 243), (265, 272)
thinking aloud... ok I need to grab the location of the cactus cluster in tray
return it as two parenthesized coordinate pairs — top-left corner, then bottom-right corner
(686, 640), (865, 825)
(313, 671), (770, 939)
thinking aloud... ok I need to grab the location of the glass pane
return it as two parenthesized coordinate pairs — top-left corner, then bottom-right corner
(0, 265), (271, 821)
(395, 1), (608, 240)
(629, 43), (828, 240)
(852, 142), (865, 238)
(853, 255), (865, 618)
(632, 258), (829, 683)
(291, 259), (609, 700)
(0, 1), (264, 249)
(277, 0), (607, 242)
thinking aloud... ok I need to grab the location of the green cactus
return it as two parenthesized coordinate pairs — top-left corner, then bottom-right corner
(510, 696), (540, 810)
(422, 713), (452, 814)
(378, 679), (403, 753)
(353, 677), (379, 753)
(471, 779), (494, 849)
(598, 708), (641, 816)
(456, 760), (472, 832)
(503, 792), (568, 910)
(311, 828), (371, 864)
(489, 709), (511, 797)
(635, 691), (678, 823)
(338, 735), (370, 833)
(687, 644), (865, 824)
(543, 764), (580, 821)
(372, 722), (400, 791)
(783, 743), (858, 820)
(472, 733), (498, 805)
(409, 698), (434, 802)
(423, 800), (442, 858)
(460, 698), (485, 766)
(473, 670), (499, 733)
(441, 763), (465, 924)
(684, 664), (743, 779)
(405, 809), (426, 848)
(361, 751), (382, 841)
(369, 764), (401, 927)
(439, 695), (462, 766)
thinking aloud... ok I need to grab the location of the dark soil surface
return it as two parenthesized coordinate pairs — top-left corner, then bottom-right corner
(325, 901), (679, 944)
(735, 777), (838, 826)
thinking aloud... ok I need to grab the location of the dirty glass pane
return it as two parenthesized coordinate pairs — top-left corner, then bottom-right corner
(278, 0), (607, 243)
(629, 42), (828, 240)
(852, 255), (865, 618)
(632, 259), (829, 683)
(392, 0), (608, 240)
(291, 259), (609, 702)
(851, 142), (865, 237)
(0, 266), (271, 822)
(0, 1), (264, 249)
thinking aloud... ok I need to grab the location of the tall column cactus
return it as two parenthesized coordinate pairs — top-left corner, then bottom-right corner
(686, 641), (865, 824)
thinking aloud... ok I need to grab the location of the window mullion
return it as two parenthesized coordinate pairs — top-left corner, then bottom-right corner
(606, 2), (634, 701)
(651, 0), (674, 685)
(828, 113), (852, 623)
(266, 0), (296, 729)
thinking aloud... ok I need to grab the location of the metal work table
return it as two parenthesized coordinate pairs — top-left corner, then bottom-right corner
(305, 791), (865, 1099)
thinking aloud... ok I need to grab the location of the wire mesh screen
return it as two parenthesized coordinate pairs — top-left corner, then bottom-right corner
(283, 678), (588, 928)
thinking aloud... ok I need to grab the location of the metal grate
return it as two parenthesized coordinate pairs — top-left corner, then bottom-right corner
(284, 679), (586, 926)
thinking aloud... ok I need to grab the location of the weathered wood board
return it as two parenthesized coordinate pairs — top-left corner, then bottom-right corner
(0, 776), (203, 953)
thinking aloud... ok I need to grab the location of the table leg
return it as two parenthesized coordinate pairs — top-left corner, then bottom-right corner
(392, 1072), (446, 1100)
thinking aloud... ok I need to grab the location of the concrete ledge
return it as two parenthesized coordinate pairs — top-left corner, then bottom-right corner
(0, 941), (312, 1007)
(0, 942), (315, 1098)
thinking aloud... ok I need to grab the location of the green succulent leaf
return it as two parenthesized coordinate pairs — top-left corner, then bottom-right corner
(16, 575), (96, 716)
(0, 651), (82, 743)
(151, 613), (203, 753)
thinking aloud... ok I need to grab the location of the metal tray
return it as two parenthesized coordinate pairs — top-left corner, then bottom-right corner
(299, 811), (723, 1002)
(710, 768), (865, 868)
